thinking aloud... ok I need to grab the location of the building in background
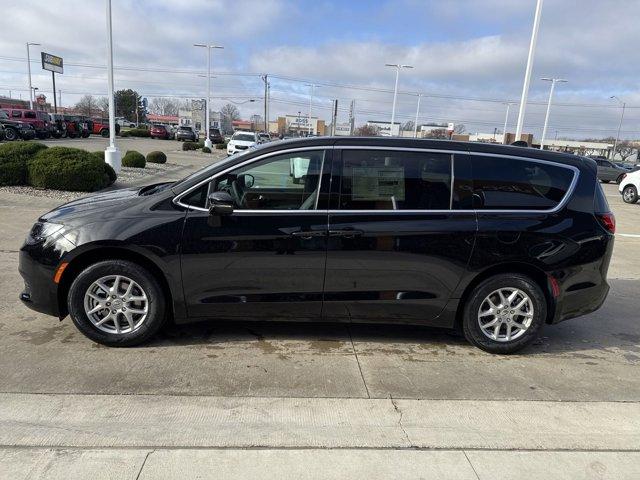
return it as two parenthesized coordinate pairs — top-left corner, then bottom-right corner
(273, 115), (326, 136)
(147, 113), (179, 125)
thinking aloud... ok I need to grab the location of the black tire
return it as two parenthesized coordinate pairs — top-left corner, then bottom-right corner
(462, 273), (546, 354)
(601, 179), (610, 184)
(4, 128), (18, 141)
(622, 185), (639, 204)
(616, 174), (625, 184)
(100, 129), (109, 138)
(67, 260), (166, 347)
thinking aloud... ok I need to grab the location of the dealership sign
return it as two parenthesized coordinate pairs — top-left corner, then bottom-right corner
(41, 52), (63, 74)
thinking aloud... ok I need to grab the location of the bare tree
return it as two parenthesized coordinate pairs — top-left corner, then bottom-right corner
(149, 97), (178, 116)
(353, 124), (380, 136)
(454, 124), (466, 134)
(402, 120), (415, 132)
(74, 95), (98, 116)
(97, 97), (109, 116)
(423, 128), (448, 139)
(220, 103), (241, 134)
(616, 140), (637, 162)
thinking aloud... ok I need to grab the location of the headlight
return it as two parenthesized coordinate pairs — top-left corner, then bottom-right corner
(26, 222), (64, 245)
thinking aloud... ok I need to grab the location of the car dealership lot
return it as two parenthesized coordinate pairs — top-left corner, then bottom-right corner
(0, 179), (639, 478)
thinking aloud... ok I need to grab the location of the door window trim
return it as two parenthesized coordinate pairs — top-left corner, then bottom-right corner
(174, 145), (580, 215)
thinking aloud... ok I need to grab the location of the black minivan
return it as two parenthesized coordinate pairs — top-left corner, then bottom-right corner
(19, 138), (615, 353)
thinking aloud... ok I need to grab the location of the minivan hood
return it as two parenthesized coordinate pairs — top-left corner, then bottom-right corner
(41, 186), (143, 224)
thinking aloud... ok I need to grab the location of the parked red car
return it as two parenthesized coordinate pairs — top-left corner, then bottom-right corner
(150, 124), (171, 139)
(90, 117), (120, 137)
(0, 108), (50, 138)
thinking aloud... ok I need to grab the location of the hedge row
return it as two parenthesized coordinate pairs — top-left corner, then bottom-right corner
(0, 143), (116, 192)
(120, 128), (150, 138)
(182, 140), (205, 151)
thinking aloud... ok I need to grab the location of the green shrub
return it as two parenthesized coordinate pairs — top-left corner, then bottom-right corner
(127, 128), (150, 138)
(202, 146), (211, 153)
(146, 151), (167, 164)
(215, 142), (227, 150)
(0, 142), (48, 186)
(27, 147), (113, 192)
(122, 150), (146, 168)
(119, 131), (130, 138)
(182, 141), (198, 151)
(90, 152), (117, 185)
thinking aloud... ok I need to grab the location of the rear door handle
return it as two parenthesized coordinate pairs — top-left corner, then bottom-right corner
(290, 230), (326, 240)
(329, 229), (364, 238)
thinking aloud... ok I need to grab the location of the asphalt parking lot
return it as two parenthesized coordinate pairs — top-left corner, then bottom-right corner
(0, 147), (639, 478)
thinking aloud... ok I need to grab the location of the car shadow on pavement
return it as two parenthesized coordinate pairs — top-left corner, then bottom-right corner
(145, 279), (639, 358)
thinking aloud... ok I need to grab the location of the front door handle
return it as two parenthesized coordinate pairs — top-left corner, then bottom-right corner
(290, 230), (326, 240)
(329, 229), (364, 239)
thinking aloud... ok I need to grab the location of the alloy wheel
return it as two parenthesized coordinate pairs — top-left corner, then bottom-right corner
(623, 187), (636, 203)
(83, 275), (148, 334)
(477, 287), (534, 342)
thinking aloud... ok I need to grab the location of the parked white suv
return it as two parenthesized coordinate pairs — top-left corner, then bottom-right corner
(619, 170), (640, 204)
(227, 131), (259, 156)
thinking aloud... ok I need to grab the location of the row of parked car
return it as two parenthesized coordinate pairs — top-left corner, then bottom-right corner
(592, 156), (640, 184)
(0, 107), (120, 142)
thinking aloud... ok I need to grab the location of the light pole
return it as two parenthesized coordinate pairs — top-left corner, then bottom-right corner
(26, 42), (41, 109)
(502, 102), (516, 144)
(413, 94), (422, 138)
(539, 78), (567, 150)
(515, 0), (544, 141)
(104, 0), (120, 172)
(305, 83), (318, 136)
(610, 95), (626, 160)
(385, 63), (413, 136)
(194, 43), (224, 148)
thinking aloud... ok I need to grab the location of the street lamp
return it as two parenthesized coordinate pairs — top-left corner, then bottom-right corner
(385, 63), (413, 136)
(539, 77), (567, 150)
(515, 0), (544, 140)
(104, 0), (120, 172)
(305, 84), (319, 136)
(224, 98), (256, 105)
(26, 42), (41, 109)
(501, 102), (516, 144)
(610, 95), (626, 160)
(194, 43), (224, 148)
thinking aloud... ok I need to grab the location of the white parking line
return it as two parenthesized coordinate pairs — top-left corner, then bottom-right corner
(618, 233), (640, 238)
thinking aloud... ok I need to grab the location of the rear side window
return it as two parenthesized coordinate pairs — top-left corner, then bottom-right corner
(11, 110), (21, 118)
(593, 181), (610, 213)
(339, 150), (452, 210)
(471, 155), (575, 210)
(24, 111), (36, 119)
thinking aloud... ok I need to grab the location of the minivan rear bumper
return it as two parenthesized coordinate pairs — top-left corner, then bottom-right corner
(552, 280), (610, 323)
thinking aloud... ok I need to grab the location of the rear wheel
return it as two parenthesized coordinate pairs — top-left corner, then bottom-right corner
(67, 260), (166, 347)
(623, 185), (639, 204)
(100, 129), (109, 137)
(601, 179), (610, 184)
(462, 274), (546, 354)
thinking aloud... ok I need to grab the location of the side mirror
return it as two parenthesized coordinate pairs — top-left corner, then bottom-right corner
(208, 191), (234, 216)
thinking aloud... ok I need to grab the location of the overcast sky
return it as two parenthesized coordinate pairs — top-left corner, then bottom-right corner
(1, 0), (639, 139)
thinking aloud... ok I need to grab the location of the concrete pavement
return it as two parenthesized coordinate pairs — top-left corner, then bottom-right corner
(0, 146), (639, 478)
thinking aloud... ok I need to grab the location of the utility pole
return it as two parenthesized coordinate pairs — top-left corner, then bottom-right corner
(51, 72), (57, 114)
(58, 89), (62, 109)
(515, 0), (544, 141)
(331, 99), (338, 136)
(262, 74), (268, 132)
(349, 100), (356, 135)
(502, 102), (515, 144)
(413, 94), (422, 138)
(194, 43), (224, 148)
(306, 83), (316, 136)
(610, 96), (626, 160)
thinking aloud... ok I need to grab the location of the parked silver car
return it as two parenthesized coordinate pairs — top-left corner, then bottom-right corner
(593, 158), (628, 183)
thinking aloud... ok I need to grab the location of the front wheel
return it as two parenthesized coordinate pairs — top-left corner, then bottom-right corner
(67, 260), (166, 347)
(462, 274), (546, 354)
(4, 128), (18, 141)
(623, 185), (639, 204)
(101, 129), (109, 138)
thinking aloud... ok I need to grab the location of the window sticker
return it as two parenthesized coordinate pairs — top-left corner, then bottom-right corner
(352, 166), (405, 201)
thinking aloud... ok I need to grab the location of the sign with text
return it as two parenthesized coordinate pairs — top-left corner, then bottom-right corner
(41, 52), (63, 74)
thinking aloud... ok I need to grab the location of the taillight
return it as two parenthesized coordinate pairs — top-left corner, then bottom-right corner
(596, 212), (616, 234)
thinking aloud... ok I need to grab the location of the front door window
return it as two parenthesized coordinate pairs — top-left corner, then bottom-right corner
(212, 151), (325, 210)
